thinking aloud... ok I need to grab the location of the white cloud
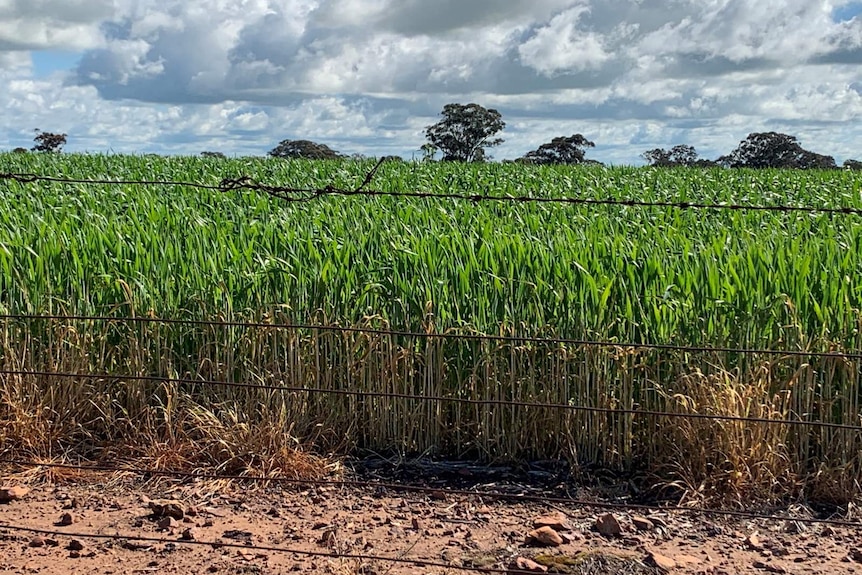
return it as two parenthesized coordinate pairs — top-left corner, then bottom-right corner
(0, 0), (113, 51)
(0, 0), (861, 162)
(518, 6), (613, 76)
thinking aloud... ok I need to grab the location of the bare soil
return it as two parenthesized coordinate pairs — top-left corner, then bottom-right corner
(1, 475), (859, 575)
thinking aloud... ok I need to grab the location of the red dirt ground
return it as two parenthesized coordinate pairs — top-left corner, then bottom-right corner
(1, 477), (860, 575)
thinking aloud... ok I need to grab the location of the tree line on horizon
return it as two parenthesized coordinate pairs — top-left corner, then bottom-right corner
(13, 105), (862, 170)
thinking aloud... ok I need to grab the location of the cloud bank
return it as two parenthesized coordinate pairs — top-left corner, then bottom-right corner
(0, 0), (861, 163)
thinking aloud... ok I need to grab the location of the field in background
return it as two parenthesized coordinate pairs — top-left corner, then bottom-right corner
(1, 152), (861, 506)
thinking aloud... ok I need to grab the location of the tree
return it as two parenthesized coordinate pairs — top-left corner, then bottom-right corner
(201, 151), (226, 159)
(642, 144), (699, 167)
(424, 103), (505, 162)
(718, 132), (836, 169)
(518, 134), (595, 165)
(12, 147), (28, 154)
(843, 159), (862, 170)
(269, 139), (343, 160)
(32, 130), (66, 153)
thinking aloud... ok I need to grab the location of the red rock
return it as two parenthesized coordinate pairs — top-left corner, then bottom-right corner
(525, 526), (564, 547)
(68, 539), (84, 551)
(632, 516), (655, 531)
(647, 551), (676, 572)
(157, 516), (176, 530)
(595, 513), (623, 537)
(533, 511), (571, 532)
(180, 527), (196, 540)
(510, 556), (548, 573)
(0, 485), (30, 503)
(58, 512), (75, 526)
(746, 533), (764, 550)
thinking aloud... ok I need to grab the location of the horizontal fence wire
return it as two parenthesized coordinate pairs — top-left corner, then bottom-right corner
(2, 170), (862, 216)
(1, 369), (860, 431)
(2, 459), (861, 528)
(3, 313), (861, 361)
(0, 524), (526, 574)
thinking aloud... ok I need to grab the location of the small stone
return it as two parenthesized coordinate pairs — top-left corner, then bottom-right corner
(510, 556), (548, 573)
(595, 513), (624, 537)
(746, 533), (764, 551)
(68, 539), (85, 551)
(848, 548), (862, 563)
(632, 516), (655, 531)
(0, 485), (31, 503)
(525, 526), (564, 547)
(29, 537), (46, 548)
(180, 528), (196, 541)
(203, 518), (214, 527)
(752, 560), (787, 573)
(157, 516), (176, 530)
(58, 512), (75, 526)
(411, 517), (421, 530)
(533, 511), (572, 532)
(149, 499), (184, 520)
(647, 551), (676, 572)
(69, 550), (81, 559)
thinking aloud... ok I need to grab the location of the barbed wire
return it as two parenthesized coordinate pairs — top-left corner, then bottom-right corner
(0, 524), (528, 574)
(3, 313), (861, 361)
(2, 368), (860, 431)
(2, 170), (862, 216)
(2, 459), (861, 528)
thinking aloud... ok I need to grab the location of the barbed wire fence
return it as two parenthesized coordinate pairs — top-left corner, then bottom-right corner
(2, 161), (862, 571)
(2, 167), (862, 215)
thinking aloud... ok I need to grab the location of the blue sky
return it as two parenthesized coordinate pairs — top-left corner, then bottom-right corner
(31, 51), (82, 77)
(2, 0), (862, 164)
(834, 2), (862, 21)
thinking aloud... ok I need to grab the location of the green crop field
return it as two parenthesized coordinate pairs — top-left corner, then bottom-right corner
(1, 152), (861, 345)
(1, 152), (861, 505)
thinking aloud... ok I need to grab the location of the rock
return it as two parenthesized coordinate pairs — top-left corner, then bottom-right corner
(746, 533), (764, 551)
(149, 499), (184, 520)
(68, 539), (85, 551)
(69, 550), (81, 559)
(632, 516), (655, 531)
(411, 517), (422, 530)
(157, 516), (177, 530)
(509, 556), (548, 573)
(753, 560), (787, 573)
(525, 526), (564, 547)
(237, 549), (256, 561)
(29, 537), (46, 548)
(848, 548), (862, 563)
(0, 485), (31, 503)
(180, 528), (196, 541)
(646, 551), (676, 572)
(595, 514), (623, 537)
(533, 511), (572, 532)
(57, 512), (75, 526)
(675, 554), (702, 566)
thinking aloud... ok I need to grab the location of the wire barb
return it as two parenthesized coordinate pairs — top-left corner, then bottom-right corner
(3, 170), (862, 215)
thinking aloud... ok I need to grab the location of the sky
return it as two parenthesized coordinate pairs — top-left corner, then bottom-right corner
(1, 0), (861, 165)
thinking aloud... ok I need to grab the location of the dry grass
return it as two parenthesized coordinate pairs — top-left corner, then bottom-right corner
(1, 316), (861, 507)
